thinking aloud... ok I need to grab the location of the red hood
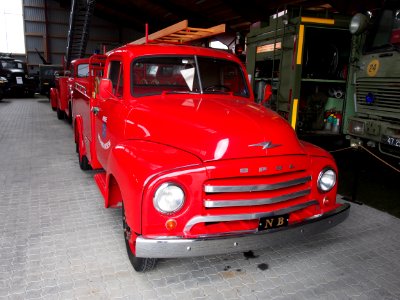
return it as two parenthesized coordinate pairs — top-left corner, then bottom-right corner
(127, 94), (305, 162)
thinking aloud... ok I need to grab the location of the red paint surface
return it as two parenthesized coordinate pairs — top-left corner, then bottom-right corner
(72, 44), (342, 251)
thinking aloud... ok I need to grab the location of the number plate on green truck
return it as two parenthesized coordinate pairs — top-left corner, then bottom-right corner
(382, 135), (400, 148)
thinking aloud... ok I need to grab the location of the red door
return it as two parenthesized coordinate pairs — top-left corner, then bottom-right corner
(94, 59), (129, 168)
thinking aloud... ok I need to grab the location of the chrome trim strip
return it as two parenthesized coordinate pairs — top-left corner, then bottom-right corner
(184, 200), (318, 234)
(204, 188), (311, 208)
(135, 203), (350, 258)
(204, 176), (311, 193)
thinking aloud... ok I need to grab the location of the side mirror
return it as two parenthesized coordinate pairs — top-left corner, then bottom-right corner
(262, 84), (273, 104)
(349, 13), (369, 35)
(98, 78), (113, 99)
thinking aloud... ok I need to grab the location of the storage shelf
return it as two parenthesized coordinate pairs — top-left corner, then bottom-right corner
(254, 77), (279, 81)
(299, 130), (342, 136)
(301, 78), (346, 83)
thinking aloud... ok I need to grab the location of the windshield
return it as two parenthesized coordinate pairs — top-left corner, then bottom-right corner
(131, 55), (249, 97)
(364, 7), (400, 52)
(1, 60), (25, 70)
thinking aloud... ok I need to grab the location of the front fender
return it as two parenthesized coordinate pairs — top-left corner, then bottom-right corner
(105, 140), (203, 234)
(74, 115), (83, 146)
(301, 141), (339, 211)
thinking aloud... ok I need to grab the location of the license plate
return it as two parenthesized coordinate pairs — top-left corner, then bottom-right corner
(382, 135), (400, 148)
(16, 77), (23, 84)
(258, 214), (289, 231)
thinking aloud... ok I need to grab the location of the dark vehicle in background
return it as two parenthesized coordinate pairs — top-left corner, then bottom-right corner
(0, 56), (36, 97)
(39, 64), (63, 97)
(0, 76), (6, 100)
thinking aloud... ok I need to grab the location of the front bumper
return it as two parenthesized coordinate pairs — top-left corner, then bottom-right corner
(136, 203), (350, 258)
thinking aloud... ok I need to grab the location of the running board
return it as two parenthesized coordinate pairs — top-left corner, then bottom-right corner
(94, 172), (107, 203)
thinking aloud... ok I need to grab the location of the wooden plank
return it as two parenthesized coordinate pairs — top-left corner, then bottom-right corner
(129, 20), (188, 45)
(199, 24), (226, 35)
(128, 21), (226, 45)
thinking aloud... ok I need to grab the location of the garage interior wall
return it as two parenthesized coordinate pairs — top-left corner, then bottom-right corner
(23, 0), (142, 74)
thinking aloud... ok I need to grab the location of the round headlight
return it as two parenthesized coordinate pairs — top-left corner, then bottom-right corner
(349, 13), (368, 35)
(153, 183), (185, 214)
(317, 168), (336, 192)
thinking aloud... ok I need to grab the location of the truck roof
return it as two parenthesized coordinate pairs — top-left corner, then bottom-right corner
(0, 57), (24, 63)
(108, 43), (242, 64)
(70, 57), (91, 65)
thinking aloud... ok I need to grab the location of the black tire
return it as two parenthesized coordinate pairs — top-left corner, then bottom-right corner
(67, 102), (73, 124)
(122, 204), (157, 272)
(56, 107), (64, 120)
(79, 154), (90, 170)
(77, 132), (91, 170)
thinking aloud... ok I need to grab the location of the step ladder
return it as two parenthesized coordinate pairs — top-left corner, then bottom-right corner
(65, 0), (96, 67)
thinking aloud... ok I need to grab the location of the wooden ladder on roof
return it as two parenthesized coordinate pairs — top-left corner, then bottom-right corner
(129, 20), (226, 45)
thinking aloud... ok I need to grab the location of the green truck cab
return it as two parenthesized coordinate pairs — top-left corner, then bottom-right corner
(346, 1), (400, 159)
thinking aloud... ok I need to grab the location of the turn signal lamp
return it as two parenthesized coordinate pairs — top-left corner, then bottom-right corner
(323, 197), (331, 206)
(165, 219), (177, 231)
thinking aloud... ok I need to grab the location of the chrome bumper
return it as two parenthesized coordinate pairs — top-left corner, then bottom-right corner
(135, 203), (350, 258)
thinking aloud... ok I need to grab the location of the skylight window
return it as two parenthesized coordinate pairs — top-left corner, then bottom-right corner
(0, 0), (25, 54)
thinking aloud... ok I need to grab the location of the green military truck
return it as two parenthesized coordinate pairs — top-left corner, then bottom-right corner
(246, 8), (352, 138)
(346, 1), (400, 159)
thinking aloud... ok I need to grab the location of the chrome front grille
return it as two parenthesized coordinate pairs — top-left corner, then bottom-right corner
(204, 176), (311, 193)
(203, 172), (312, 209)
(204, 189), (311, 208)
(184, 200), (318, 235)
(356, 78), (400, 124)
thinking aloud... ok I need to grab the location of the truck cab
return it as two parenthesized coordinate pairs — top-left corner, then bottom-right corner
(73, 43), (350, 272)
(347, 1), (400, 158)
(38, 64), (63, 97)
(50, 57), (105, 122)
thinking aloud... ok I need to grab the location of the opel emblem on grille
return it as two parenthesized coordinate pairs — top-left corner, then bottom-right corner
(249, 141), (281, 150)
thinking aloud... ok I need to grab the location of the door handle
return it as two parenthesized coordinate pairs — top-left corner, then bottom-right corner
(92, 106), (100, 115)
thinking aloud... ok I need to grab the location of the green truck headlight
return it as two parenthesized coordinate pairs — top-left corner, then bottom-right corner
(349, 120), (365, 135)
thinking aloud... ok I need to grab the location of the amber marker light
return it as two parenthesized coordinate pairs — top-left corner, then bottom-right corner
(165, 219), (177, 231)
(323, 196), (330, 206)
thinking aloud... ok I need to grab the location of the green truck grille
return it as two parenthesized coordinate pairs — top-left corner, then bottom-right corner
(356, 78), (400, 124)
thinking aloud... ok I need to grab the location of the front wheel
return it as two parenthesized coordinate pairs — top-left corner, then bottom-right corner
(122, 204), (157, 272)
(77, 130), (91, 170)
(66, 102), (73, 124)
(56, 107), (64, 120)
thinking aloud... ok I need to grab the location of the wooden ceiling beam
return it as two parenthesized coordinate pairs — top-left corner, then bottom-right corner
(143, 0), (216, 28)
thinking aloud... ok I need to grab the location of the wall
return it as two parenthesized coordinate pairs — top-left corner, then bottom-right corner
(23, 0), (141, 74)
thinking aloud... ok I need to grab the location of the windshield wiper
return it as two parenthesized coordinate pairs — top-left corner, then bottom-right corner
(163, 90), (200, 95)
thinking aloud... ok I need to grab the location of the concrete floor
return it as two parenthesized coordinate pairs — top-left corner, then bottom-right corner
(1, 97), (400, 300)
